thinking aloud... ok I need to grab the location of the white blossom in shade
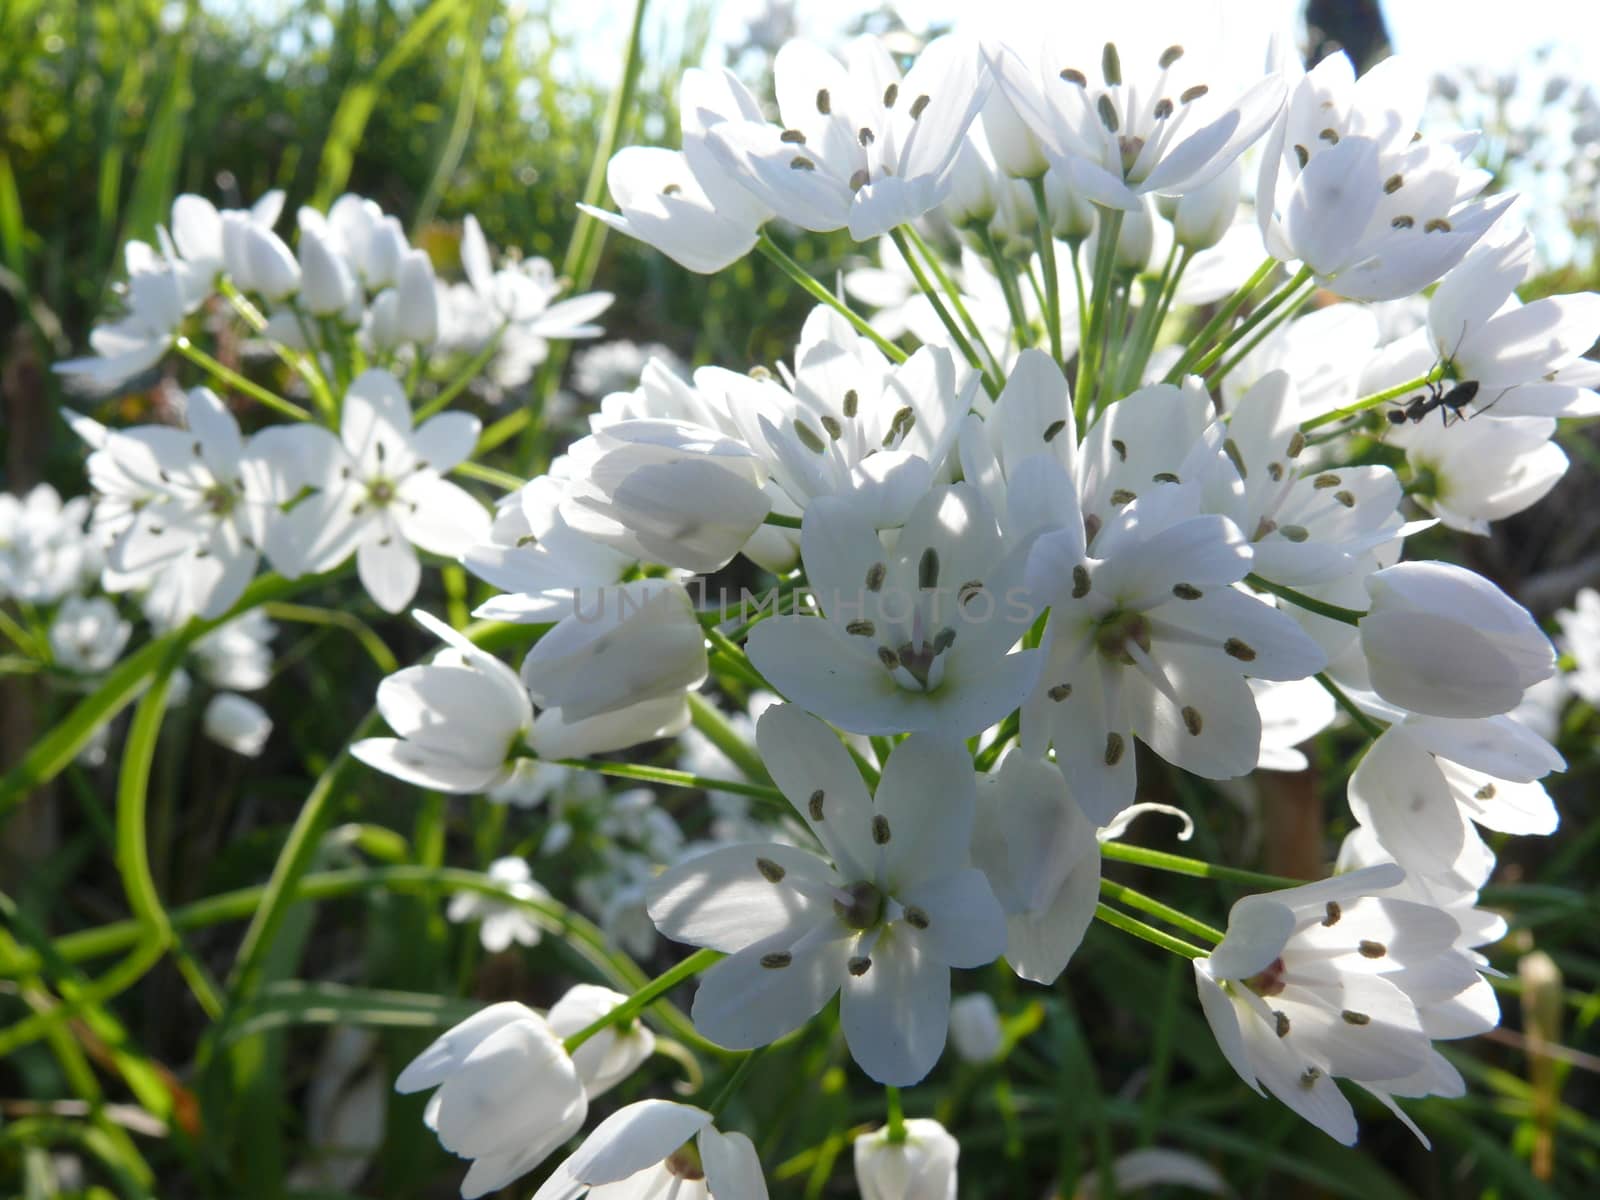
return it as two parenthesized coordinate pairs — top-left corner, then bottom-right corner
(1395, 413), (1568, 536)
(1555, 587), (1600, 705)
(0, 484), (100, 603)
(948, 993), (1003, 1064)
(47, 596), (131, 674)
(560, 419), (771, 574)
(463, 471), (634, 625)
(531, 1100), (768, 1200)
(969, 752), (1100, 984)
(1024, 470), (1326, 825)
(457, 217), (613, 356)
(395, 1002), (586, 1198)
(1369, 224), (1600, 420)
(583, 68), (773, 273)
(1079, 1148), (1228, 1197)
(69, 388), (275, 622)
(191, 610), (276, 691)
(1208, 371), (1408, 584)
(1163, 158), (1243, 251)
(1257, 53), (1514, 300)
(704, 34), (992, 240)
(648, 706), (1007, 1085)
(260, 368), (489, 612)
(528, 693), (695, 762)
(286, 1028), (387, 1192)
(169, 190), (285, 289)
(54, 248), (185, 394)
(853, 1117), (958, 1200)
(202, 692), (273, 757)
(1250, 677), (1337, 771)
(747, 483), (1041, 739)
(546, 984), (657, 1100)
(1360, 561), (1556, 719)
(519, 578), (706, 732)
(1345, 705), (1562, 888)
(1193, 864), (1479, 1145)
(446, 857), (548, 953)
(352, 611), (531, 794)
(985, 8), (1285, 211)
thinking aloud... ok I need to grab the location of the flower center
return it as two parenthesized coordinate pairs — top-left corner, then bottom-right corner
(366, 477), (397, 507)
(666, 1141), (705, 1181)
(1245, 956), (1288, 997)
(203, 482), (237, 517)
(1093, 609), (1152, 664)
(834, 880), (885, 931)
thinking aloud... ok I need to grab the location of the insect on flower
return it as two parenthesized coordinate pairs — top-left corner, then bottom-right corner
(1386, 325), (1479, 426)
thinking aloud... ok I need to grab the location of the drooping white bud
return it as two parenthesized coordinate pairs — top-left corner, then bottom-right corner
(297, 223), (357, 317)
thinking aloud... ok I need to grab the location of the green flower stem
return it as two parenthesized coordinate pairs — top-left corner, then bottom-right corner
(763, 511), (804, 529)
(687, 691), (773, 783)
(1184, 265), (1313, 378)
(555, 756), (785, 806)
(0, 607), (41, 657)
(1315, 672), (1387, 740)
(262, 602), (398, 674)
(706, 626), (772, 692)
(216, 278), (337, 418)
(1099, 878), (1224, 944)
(1069, 241), (1090, 366)
(1075, 206), (1124, 423)
(1093, 902), (1205, 959)
(706, 1046), (765, 1118)
(1301, 370), (1441, 433)
(1205, 277), (1315, 384)
(889, 227), (998, 394)
(903, 223), (1000, 377)
(1027, 176), (1063, 364)
(452, 459), (524, 490)
(1099, 842), (1300, 890)
(562, 947), (722, 1054)
(1162, 255), (1277, 382)
(416, 322), (509, 421)
(174, 338), (310, 421)
(757, 232), (907, 364)
(1245, 573), (1366, 626)
(977, 223), (1032, 350)
(885, 1085), (908, 1144)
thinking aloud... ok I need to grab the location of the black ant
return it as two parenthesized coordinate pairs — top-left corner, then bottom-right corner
(1384, 322), (1482, 427)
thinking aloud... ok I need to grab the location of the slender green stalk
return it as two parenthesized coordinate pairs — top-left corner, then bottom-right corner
(1315, 672), (1387, 740)
(452, 459), (523, 490)
(0, 940), (166, 1057)
(707, 1048), (764, 1118)
(562, 947), (721, 1053)
(763, 511), (804, 529)
(1205, 278), (1315, 384)
(1069, 241), (1090, 363)
(687, 691), (772, 782)
(706, 625), (770, 691)
(1099, 879), (1224, 943)
(1301, 369), (1440, 432)
(0, 607), (41, 657)
(174, 338), (310, 421)
(903, 223), (999, 373)
(1185, 265), (1313, 378)
(555, 756), (785, 805)
(217, 278), (337, 416)
(1093, 276), (1131, 410)
(262, 602), (397, 673)
(1093, 902), (1205, 959)
(977, 224), (1031, 349)
(885, 1085), (908, 1144)
(417, 321), (508, 421)
(1163, 255), (1277, 381)
(1245, 573), (1365, 626)
(1027, 176), (1063, 363)
(757, 232), (907, 363)
(1075, 207), (1124, 422)
(889, 227), (996, 392)
(1099, 842), (1300, 890)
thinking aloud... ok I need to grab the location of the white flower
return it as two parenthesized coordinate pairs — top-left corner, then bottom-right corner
(1194, 864), (1481, 1145)
(48, 596), (131, 674)
(519, 578), (707, 740)
(582, 68), (772, 273)
(1399, 411), (1567, 535)
(262, 368), (490, 612)
(202, 692), (273, 757)
(446, 857), (548, 952)
(970, 751), (1100, 984)
(1556, 587), (1600, 704)
(71, 388), (276, 621)
(223, 212), (301, 301)
(1360, 561), (1556, 718)
(853, 1118), (958, 1200)
(1250, 677), (1337, 771)
(986, 10), (1285, 211)
(1024, 467), (1325, 824)
(0, 484), (100, 603)
(647, 705), (1007, 1085)
(948, 993), (1003, 1063)
(191, 610), (276, 691)
(704, 34), (992, 240)
(352, 611), (531, 793)
(54, 249), (185, 394)
(395, 1002), (586, 1198)
(560, 419), (772, 574)
(1258, 53), (1513, 300)
(747, 483), (1041, 739)
(545, 984), (657, 1099)
(459, 216), (612, 353)
(296, 220), (359, 318)
(532, 1100), (768, 1200)
(170, 190), (285, 288)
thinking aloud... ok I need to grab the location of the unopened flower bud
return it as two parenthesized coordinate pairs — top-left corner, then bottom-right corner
(394, 249), (439, 346)
(1169, 160), (1241, 252)
(297, 224), (357, 317)
(981, 88), (1049, 180)
(1042, 166), (1096, 241)
(854, 1118), (959, 1200)
(223, 214), (300, 301)
(948, 994), (1002, 1063)
(203, 692), (273, 757)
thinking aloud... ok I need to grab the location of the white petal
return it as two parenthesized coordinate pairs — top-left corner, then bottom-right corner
(646, 843), (839, 953)
(839, 932), (950, 1086)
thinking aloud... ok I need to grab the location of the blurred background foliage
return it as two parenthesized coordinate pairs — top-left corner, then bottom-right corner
(0, 1), (1597, 1198)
